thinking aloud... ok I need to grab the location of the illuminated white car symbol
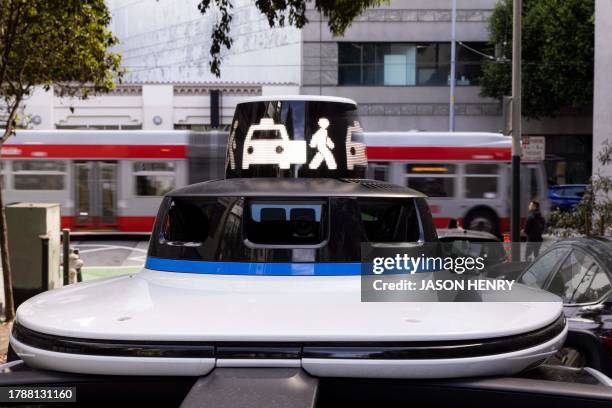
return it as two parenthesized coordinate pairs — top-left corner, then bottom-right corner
(345, 121), (367, 170)
(228, 121), (238, 170)
(242, 118), (307, 170)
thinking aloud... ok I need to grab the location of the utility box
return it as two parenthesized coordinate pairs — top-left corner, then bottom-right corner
(6, 203), (61, 307)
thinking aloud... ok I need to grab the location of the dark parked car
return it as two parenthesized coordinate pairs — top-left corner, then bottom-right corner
(437, 228), (512, 276)
(548, 184), (587, 211)
(517, 237), (612, 375)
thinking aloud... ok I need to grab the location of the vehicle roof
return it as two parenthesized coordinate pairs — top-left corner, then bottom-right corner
(437, 228), (500, 241)
(362, 132), (511, 148)
(549, 184), (588, 188)
(168, 178), (426, 198)
(240, 95), (357, 105)
(548, 236), (612, 268)
(10, 129), (194, 145)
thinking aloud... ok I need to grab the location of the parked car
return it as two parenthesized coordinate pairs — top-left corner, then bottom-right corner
(517, 237), (612, 375)
(437, 228), (505, 266)
(548, 184), (587, 211)
(436, 228), (531, 279)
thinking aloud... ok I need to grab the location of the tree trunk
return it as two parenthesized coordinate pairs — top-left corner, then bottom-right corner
(0, 158), (14, 322)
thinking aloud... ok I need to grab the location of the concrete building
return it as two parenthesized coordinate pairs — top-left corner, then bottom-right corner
(13, 0), (593, 183)
(593, 0), (612, 179)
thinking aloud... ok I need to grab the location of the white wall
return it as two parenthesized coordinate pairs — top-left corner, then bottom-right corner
(108, 0), (301, 85)
(142, 84), (173, 130)
(22, 88), (54, 130)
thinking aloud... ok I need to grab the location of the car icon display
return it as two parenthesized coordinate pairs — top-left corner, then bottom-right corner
(345, 120), (367, 170)
(242, 118), (307, 169)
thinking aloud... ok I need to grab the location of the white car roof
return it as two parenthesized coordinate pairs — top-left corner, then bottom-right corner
(242, 95), (357, 105)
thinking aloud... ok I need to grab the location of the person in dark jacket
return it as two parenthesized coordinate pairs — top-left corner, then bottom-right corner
(447, 218), (459, 229)
(523, 200), (546, 261)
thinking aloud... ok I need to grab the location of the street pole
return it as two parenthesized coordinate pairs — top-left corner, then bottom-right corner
(449, 0), (457, 131)
(511, 0), (522, 261)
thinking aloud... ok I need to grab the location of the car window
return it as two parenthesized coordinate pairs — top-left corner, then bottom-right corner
(520, 248), (570, 288)
(581, 268), (612, 303)
(571, 187), (585, 197)
(444, 240), (504, 262)
(357, 198), (421, 243)
(245, 199), (328, 245)
(547, 249), (611, 304)
(251, 130), (282, 140)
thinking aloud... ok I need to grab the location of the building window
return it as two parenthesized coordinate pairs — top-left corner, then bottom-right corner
(405, 163), (456, 197)
(464, 164), (499, 199)
(338, 42), (487, 86)
(56, 125), (143, 130)
(13, 160), (66, 190)
(133, 162), (175, 196)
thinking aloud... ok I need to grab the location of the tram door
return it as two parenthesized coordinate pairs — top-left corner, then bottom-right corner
(74, 161), (118, 228)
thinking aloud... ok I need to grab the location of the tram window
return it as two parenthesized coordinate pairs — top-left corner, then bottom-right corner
(245, 200), (328, 246)
(133, 162), (175, 172)
(373, 168), (387, 181)
(136, 176), (174, 196)
(357, 199), (420, 243)
(13, 160), (66, 190)
(407, 177), (454, 197)
(405, 163), (455, 198)
(465, 164), (498, 174)
(134, 161), (176, 196)
(465, 164), (499, 199)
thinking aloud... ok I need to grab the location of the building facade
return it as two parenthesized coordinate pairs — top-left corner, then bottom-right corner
(11, 0), (593, 183)
(593, 0), (611, 179)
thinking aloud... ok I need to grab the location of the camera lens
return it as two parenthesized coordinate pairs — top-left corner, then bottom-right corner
(293, 216), (314, 237)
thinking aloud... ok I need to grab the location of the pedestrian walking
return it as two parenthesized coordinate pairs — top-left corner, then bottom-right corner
(447, 218), (459, 229)
(523, 200), (546, 261)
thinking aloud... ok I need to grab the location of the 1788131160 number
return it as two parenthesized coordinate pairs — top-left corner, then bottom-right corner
(1, 387), (75, 402)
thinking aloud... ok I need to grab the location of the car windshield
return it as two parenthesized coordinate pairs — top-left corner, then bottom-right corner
(150, 195), (431, 262)
(251, 130), (282, 140)
(520, 247), (571, 288)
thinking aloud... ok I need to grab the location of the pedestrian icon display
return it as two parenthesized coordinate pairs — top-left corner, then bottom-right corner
(308, 118), (337, 170)
(225, 96), (367, 178)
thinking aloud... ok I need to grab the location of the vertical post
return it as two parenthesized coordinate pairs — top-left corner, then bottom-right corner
(0, 186), (14, 321)
(511, 0), (522, 261)
(210, 90), (220, 129)
(62, 229), (70, 285)
(449, 0), (457, 131)
(40, 235), (49, 291)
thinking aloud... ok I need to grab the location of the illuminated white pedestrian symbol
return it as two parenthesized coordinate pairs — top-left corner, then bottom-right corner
(228, 121), (238, 170)
(242, 118), (307, 170)
(345, 121), (367, 169)
(308, 118), (337, 170)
